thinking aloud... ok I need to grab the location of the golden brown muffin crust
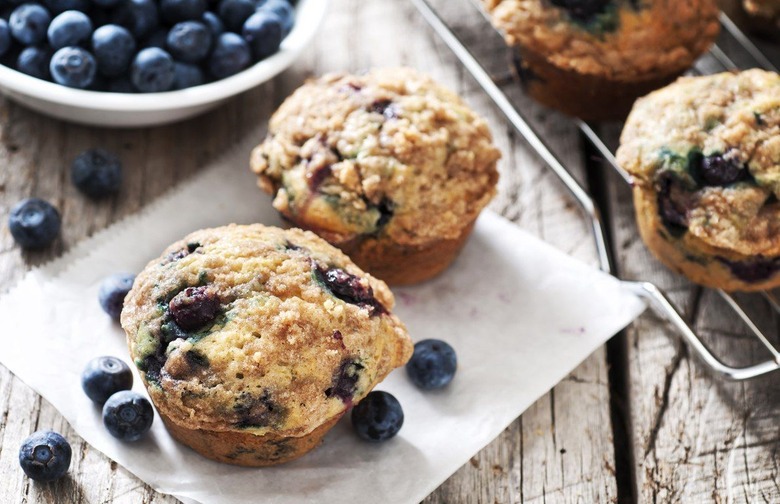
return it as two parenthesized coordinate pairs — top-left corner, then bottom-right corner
(483, 0), (719, 80)
(250, 68), (500, 247)
(121, 224), (412, 438)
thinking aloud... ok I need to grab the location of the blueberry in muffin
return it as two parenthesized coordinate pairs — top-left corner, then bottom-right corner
(616, 70), (780, 292)
(121, 224), (413, 465)
(250, 68), (501, 285)
(482, 0), (720, 120)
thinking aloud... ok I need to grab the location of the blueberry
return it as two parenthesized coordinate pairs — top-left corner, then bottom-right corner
(218, 0), (255, 32)
(16, 46), (51, 80)
(208, 32), (250, 79)
(172, 61), (204, 89)
(169, 285), (220, 330)
(42, 0), (89, 15)
(0, 19), (12, 57)
(242, 11), (282, 61)
(98, 272), (135, 321)
(47, 10), (92, 49)
(698, 153), (746, 187)
(130, 47), (175, 92)
(325, 359), (363, 401)
(655, 172), (691, 234)
(102, 390), (154, 442)
(719, 257), (780, 283)
(550, 0), (611, 22)
(91, 24), (136, 78)
(351, 391), (404, 442)
(166, 21), (211, 63)
(201, 11), (224, 38)
(9, 3), (51, 45)
(18, 431), (71, 482)
(81, 356), (133, 405)
(49, 46), (96, 89)
(8, 198), (60, 249)
(160, 0), (206, 24)
(71, 148), (122, 198)
(313, 264), (387, 315)
(406, 339), (457, 390)
(257, 0), (293, 35)
(113, 0), (159, 39)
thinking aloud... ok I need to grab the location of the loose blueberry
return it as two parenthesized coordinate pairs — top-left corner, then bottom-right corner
(9, 3), (51, 45)
(172, 61), (204, 89)
(201, 10), (224, 38)
(16, 46), (52, 80)
(351, 391), (404, 442)
(113, 0), (159, 39)
(406, 339), (457, 390)
(47, 10), (92, 49)
(130, 47), (175, 92)
(50, 46), (96, 89)
(98, 272), (135, 321)
(218, 0), (255, 32)
(8, 198), (60, 249)
(208, 32), (250, 79)
(18, 431), (71, 482)
(102, 390), (154, 441)
(166, 21), (211, 63)
(92, 24), (136, 78)
(81, 356), (133, 405)
(698, 153), (746, 187)
(257, 0), (294, 35)
(0, 19), (12, 57)
(160, 0), (207, 24)
(169, 286), (220, 330)
(71, 148), (122, 198)
(242, 11), (282, 61)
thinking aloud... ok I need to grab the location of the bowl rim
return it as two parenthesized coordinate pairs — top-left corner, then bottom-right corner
(0, 0), (328, 112)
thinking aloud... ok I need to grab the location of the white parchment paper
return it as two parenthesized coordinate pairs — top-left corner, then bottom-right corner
(0, 140), (646, 504)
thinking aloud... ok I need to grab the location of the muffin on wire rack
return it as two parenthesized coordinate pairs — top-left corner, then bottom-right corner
(482, 0), (720, 121)
(616, 69), (780, 292)
(251, 67), (500, 285)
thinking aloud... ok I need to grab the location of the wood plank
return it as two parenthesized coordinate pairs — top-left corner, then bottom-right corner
(0, 0), (620, 502)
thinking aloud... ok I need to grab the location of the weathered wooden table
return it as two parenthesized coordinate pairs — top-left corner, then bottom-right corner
(0, 1), (779, 502)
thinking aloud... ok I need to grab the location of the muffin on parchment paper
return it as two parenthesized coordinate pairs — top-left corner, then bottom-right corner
(250, 68), (501, 286)
(482, 0), (720, 121)
(120, 224), (413, 466)
(616, 69), (780, 292)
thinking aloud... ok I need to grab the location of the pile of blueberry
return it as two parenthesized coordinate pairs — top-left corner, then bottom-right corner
(0, 0), (295, 92)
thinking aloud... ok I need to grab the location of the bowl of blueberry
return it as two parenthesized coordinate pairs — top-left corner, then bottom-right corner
(0, 0), (326, 127)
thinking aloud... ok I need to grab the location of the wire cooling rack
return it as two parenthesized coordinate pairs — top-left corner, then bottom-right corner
(411, 0), (780, 380)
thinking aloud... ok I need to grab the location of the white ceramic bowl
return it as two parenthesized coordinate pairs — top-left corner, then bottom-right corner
(0, 0), (327, 127)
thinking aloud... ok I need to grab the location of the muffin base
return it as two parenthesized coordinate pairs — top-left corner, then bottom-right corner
(513, 48), (687, 122)
(160, 412), (344, 467)
(634, 187), (780, 293)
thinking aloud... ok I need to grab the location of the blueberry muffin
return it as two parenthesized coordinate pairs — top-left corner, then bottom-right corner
(250, 68), (501, 285)
(120, 224), (413, 466)
(616, 70), (780, 292)
(482, 0), (720, 120)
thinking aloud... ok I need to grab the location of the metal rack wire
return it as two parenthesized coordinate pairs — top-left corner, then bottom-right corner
(411, 0), (780, 380)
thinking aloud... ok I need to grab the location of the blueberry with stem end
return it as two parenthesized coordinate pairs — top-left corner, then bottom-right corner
(351, 391), (404, 442)
(406, 339), (457, 390)
(8, 198), (61, 249)
(71, 148), (122, 198)
(9, 4), (51, 46)
(81, 356), (133, 405)
(18, 431), (71, 482)
(50, 46), (96, 89)
(208, 32), (250, 79)
(102, 391), (154, 441)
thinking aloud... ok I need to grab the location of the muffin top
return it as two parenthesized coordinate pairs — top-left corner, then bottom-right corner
(616, 70), (780, 258)
(121, 224), (413, 438)
(482, 0), (719, 80)
(250, 68), (500, 247)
